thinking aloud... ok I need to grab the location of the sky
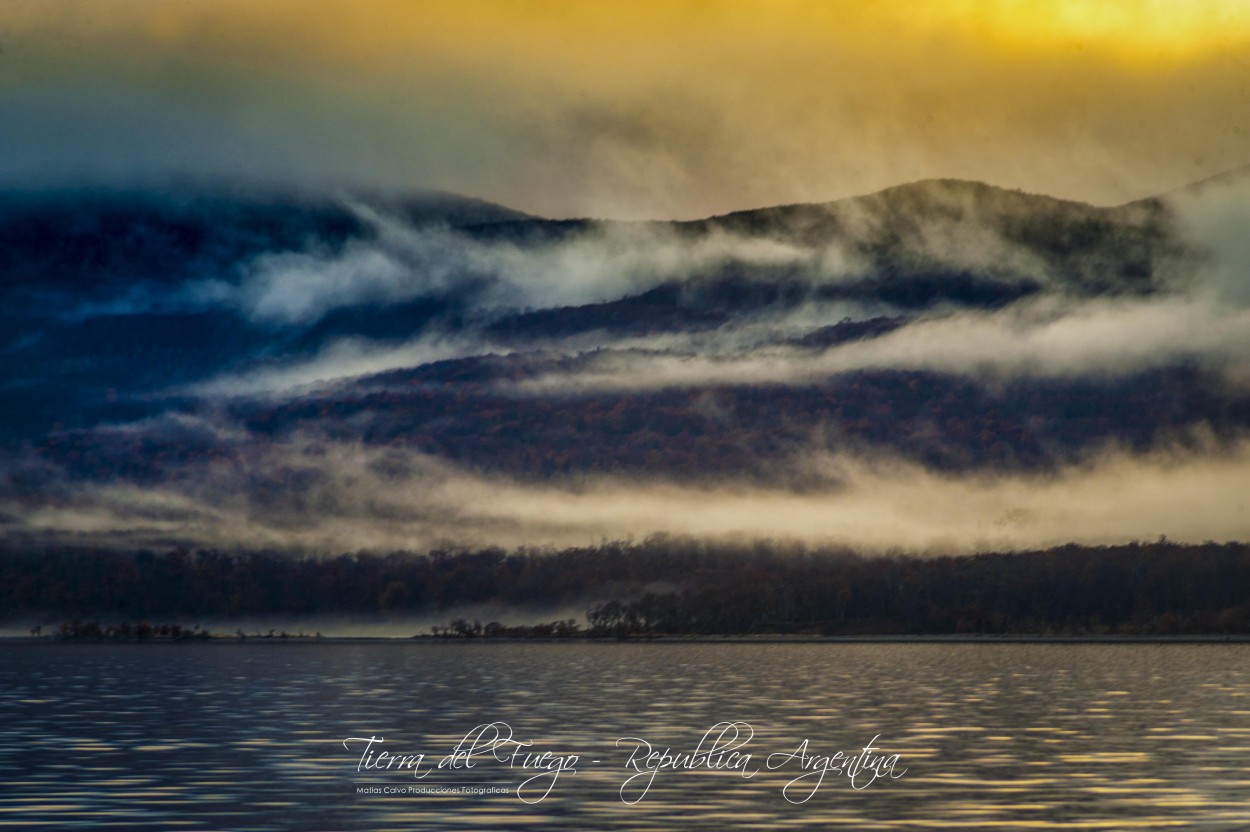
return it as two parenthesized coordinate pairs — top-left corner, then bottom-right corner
(1, 0), (1248, 219)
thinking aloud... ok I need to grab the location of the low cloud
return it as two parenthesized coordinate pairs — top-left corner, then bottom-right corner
(7, 175), (1249, 558)
(499, 175), (1250, 394)
(509, 294), (1250, 394)
(166, 176), (1243, 399)
(205, 204), (815, 327)
(185, 332), (487, 397)
(1172, 172), (1250, 306)
(6, 435), (1249, 554)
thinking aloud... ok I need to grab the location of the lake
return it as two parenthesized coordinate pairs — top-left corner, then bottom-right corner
(1, 642), (1248, 830)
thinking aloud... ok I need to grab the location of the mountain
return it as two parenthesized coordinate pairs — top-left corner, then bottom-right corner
(1, 174), (1247, 552)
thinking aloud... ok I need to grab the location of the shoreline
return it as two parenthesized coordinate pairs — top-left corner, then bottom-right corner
(4, 634), (1250, 645)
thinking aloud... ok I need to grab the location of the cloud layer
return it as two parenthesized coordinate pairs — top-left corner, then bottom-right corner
(3, 168), (1248, 554)
(2, 1), (1247, 218)
(176, 173), (1248, 398)
(6, 436), (1249, 554)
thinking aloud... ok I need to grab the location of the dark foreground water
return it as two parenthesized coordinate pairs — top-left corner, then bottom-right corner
(1, 642), (1248, 830)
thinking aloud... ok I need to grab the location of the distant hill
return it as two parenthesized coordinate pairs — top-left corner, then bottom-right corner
(1, 173), (1246, 552)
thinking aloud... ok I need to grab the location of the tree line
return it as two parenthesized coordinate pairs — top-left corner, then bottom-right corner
(3, 537), (1249, 635)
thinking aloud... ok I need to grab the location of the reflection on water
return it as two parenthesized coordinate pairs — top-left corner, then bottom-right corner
(1, 642), (1248, 830)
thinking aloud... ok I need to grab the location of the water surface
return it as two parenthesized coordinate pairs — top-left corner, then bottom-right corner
(1, 642), (1247, 829)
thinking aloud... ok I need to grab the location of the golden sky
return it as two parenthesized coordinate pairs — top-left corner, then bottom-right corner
(2, 0), (1248, 217)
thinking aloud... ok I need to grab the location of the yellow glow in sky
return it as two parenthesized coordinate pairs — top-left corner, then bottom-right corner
(1, 0), (1248, 218)
(12, 0), (1250, 71)
(990, 0), (1250, 52)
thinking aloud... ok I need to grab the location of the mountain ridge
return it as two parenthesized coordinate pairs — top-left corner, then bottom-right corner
(1, 168), (1247, 552)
